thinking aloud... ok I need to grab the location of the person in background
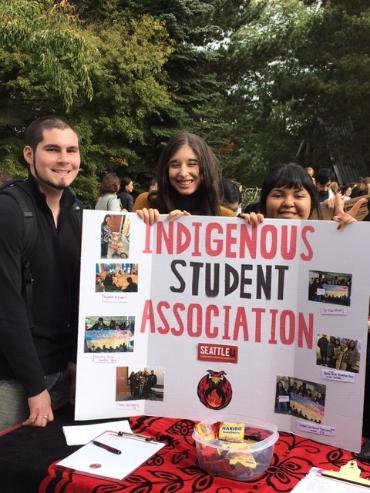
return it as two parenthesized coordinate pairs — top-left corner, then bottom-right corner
(0, 115), (81, 430)
(304, 166), (315, 184)
(340, 184), (353, 201)
(147, 178), (159, 193)
(119, 176), (134, 212)
(315, 167), (335, 203)
(351, 177), (370, 198)
(134, 132), (235, 223)
(95, 172), (122, 211)
(330, 181), (340, 195)
(221, 178), (242, 214)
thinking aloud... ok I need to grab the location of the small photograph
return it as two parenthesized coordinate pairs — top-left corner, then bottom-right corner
(100, 214), (130, 259)
(274, 376), (326, 424)
(274, 376), (290, 414)
(116, 367), (164, 402)
(96, 263), (138, 292)
(84, 316), (135, 353)
(308, 270), (352, 306)
(316, 334), (361, 373)
(289, 378), (326, 424)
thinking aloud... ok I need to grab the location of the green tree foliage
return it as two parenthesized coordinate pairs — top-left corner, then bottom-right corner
(119, 1), (250, 170)
(223, 0), (370, 185)
(68, 13), (173, 203)
(0, 0), (172, 203)
(0, 0), (96, 180)
(2, 0), (369, 200)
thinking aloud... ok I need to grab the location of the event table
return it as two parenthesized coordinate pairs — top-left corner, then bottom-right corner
(1, 405), (369, 493)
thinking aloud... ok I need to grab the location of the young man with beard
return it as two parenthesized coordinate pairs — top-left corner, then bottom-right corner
(0, 116), (82, 430)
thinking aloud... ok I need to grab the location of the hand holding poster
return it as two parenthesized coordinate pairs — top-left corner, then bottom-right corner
(76, 211), (370, 452)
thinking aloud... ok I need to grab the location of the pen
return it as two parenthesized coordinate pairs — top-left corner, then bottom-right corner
(118, 431), (153, 442)
(92, 440), (122, 455)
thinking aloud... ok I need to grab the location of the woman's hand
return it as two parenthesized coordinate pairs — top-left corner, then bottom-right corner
(136, 208), (160, 225)
(237, 212), (264, 226)
(332, 194), (368, 230)
(167, 209), (191, 221)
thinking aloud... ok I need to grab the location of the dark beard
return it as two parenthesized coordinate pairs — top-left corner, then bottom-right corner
(33, 160), (69, 191)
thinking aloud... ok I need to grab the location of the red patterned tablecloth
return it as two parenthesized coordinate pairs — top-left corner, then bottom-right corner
(39, 416), (370, 493)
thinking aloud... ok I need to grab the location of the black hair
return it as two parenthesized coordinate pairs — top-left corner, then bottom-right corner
(222, 179), (241, 204)
(24, 115), (79, 151)
(259, 162), (322, 219)
(122, 176), (133, 188)
(149, 132), (222, 215)
(315, 168), (334, 185)
(221, 179), (241, 212)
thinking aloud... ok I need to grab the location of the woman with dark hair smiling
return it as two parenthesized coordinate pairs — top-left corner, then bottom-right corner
(259, 162), (322, 220)
(253, 162), (366, 229)
(134, 132), (235, 223)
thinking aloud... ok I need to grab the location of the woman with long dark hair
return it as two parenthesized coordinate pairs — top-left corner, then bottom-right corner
(134, 132), (234, 223)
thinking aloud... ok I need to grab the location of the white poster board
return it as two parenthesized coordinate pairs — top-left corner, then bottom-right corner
(75, 211), (370, 452)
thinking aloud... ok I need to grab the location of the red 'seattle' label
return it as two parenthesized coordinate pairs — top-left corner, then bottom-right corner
(197, 343), (238, 363)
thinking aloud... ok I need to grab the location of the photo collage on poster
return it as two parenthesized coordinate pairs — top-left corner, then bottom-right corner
(92, 214), (137, 358)
(96, 213), (139, 293)
(308, 270), (352, 306)
(274, 376), (326, 424)
(274, 269), (359, 425)
(116, 367), (165, 402)
(316, 333), (361, 373)
(84, 315), (135, 353)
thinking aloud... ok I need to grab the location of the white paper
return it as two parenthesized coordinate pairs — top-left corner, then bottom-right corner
(291, 467), (369, 492)
(57, 431), (165, 481)
(296, 421), (336, 437)
(63, 420), (132, 446)
(321, 368), (355, 383)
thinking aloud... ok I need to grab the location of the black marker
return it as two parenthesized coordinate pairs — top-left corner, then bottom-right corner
(92, 440), (122, 455)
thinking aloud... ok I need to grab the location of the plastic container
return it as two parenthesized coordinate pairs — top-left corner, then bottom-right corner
(192, 416), (279, 481)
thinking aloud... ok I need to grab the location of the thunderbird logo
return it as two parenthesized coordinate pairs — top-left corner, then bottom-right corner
(197, 370), (232, 410)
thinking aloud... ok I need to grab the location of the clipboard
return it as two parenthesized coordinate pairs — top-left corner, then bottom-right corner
(321, 460), (370, 488)
(56, 430), (165, 481)
(291, 461), (370, 492)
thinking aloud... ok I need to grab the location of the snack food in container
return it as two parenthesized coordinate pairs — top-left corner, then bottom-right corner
(192, 415), (279, 481)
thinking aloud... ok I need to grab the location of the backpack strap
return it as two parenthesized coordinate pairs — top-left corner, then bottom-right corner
(0, 181), (36, 319)
(1, 182), (36, 258)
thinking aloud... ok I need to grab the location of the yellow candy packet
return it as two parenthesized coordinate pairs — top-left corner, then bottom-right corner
(194, 422), (217, 441)
(219, 421), (245, 442)
(230, 453), (257, 469)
